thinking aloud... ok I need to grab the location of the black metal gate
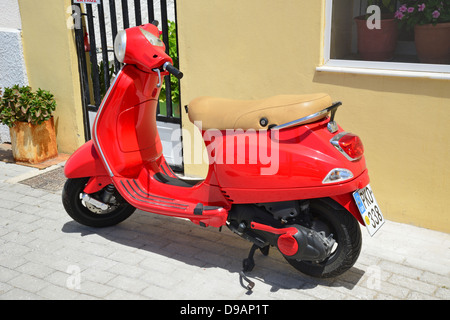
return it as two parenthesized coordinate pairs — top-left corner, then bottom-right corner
(71, 0), (181, 142)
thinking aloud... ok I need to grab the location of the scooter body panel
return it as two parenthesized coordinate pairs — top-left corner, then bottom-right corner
(93, 65), (163, 178)
(200, 121), (368, 224)
(64, 140), (108, 179)
(206, 118), (366, 190)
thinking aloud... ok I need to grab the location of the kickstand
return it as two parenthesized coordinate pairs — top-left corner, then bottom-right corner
(242, 244), (258, 272)
(239, 271), (255, 291)
(239, 244), (270, 291)
(260, 245), (270, 256)
(242, 244), (270, 272)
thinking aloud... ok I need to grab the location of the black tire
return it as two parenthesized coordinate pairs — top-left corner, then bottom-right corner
(284, 198), (362, 278)
(62, 177), (136, 228)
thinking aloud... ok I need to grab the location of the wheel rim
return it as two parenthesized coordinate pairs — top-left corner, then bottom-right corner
(80, 193), (119, 215)
(308, 213), (341, 264)
(291, 209), (343, 266)
(73, 179), (127, 220)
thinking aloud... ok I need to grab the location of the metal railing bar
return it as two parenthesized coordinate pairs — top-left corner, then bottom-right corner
(121, 0), (130, 29)
(134, 0), (142, 26)
(86, 4), (102, 107)
(97, 1), (111, 89)
(109, 0), (121, 72)
(160, 0), (172, 118)
(147, 0), (155, 23)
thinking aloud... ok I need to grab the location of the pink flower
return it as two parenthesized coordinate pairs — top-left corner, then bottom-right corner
(399, 5), (408, 12)
(418, 3), (426, 11)
(395, 10), (405, 20)
(432, 10), (441, 18)
(408, 7), (415, 13)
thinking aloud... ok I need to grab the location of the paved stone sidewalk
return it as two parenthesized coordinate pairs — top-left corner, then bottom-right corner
(0, 160), (449, 300)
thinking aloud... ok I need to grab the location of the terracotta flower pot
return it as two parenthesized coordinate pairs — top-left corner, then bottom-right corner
(9, 117), (58, 164)
(355, 16), (399, 61)
(414, 22), (450, 64)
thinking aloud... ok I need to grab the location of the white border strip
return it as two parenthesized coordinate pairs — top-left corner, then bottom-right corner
(316, 65), (450, 80)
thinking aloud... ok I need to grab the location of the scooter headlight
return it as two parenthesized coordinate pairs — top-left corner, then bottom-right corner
(114, 30), (127, 63)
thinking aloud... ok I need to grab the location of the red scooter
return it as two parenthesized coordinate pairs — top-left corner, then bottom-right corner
(63, 22), (384, 287)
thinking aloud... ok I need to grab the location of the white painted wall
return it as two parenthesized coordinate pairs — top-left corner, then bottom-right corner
(0, 0), (29, 143)
(157, 120), (183, 167)
(0, 0), (22, 29)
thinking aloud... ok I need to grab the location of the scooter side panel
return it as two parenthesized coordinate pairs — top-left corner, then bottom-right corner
(210, 119), (366, 190)
(220, 169), (370, 204)
(93, 65), (163, 178)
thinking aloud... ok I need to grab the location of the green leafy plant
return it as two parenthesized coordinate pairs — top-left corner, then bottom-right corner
(0, 85), (56, 127)
(160, 20), (180, 106)
(395, 0), (450, 30)
(368, 0), (397, 13)
(363, 0), (397, 20)
(97, 60), (115, 100)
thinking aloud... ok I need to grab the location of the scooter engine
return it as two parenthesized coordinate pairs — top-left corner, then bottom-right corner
(227, 202), (335, 264)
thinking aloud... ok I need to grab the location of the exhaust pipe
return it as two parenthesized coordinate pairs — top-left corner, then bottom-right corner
(250, 222), (335, 262)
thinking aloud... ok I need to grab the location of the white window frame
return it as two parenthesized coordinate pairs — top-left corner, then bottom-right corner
(317, 0), (450, 80)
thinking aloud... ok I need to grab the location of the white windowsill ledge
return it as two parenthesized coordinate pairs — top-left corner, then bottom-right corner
(316, 64), (450, 81)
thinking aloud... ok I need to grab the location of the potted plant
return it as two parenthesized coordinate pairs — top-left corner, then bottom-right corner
(355, 0), (399, 61)
(395, 1), (450, 64)
(0, 85), (58, 164)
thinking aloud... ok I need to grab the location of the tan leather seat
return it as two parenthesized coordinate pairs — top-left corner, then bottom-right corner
(187, 93), (333, 130)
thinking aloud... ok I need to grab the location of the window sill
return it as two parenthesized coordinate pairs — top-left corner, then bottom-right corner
(316, 60), (450, 80)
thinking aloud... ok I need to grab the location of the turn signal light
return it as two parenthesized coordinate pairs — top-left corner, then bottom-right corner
(331, 132), (364, 161)
(322, 168), (354, 184)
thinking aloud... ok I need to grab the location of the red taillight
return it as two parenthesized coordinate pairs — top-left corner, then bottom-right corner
(339, 133), (364, 159)
(331, 133), (364, 161)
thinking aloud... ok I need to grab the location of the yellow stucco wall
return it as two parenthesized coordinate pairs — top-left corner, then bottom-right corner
(177, 0), (450, 233)
(18, 0), (85, 154)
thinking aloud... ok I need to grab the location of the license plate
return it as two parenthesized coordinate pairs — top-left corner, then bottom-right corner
(353, 184), (384, 236)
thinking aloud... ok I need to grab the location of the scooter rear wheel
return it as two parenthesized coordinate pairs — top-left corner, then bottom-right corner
(284, 198), (362, 278)
(62, 177), (136, 228)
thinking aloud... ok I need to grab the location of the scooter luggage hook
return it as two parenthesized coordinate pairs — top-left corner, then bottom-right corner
(153, 68), (162, 88)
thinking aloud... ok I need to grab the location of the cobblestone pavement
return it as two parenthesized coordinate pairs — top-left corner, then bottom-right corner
(0, 160), (449, 300)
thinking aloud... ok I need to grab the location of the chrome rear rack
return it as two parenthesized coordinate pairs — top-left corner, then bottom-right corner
(271, 101), (342, 131)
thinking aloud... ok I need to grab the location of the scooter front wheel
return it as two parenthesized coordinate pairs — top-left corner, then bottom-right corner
(62, 177), (136, 228)
(284, 198), (362, 278)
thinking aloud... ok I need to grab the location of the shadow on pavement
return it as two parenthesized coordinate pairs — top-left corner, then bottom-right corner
(62, 209), (365, 294)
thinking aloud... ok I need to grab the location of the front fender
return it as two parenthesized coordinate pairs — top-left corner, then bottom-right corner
(64, 140), (109, 179)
